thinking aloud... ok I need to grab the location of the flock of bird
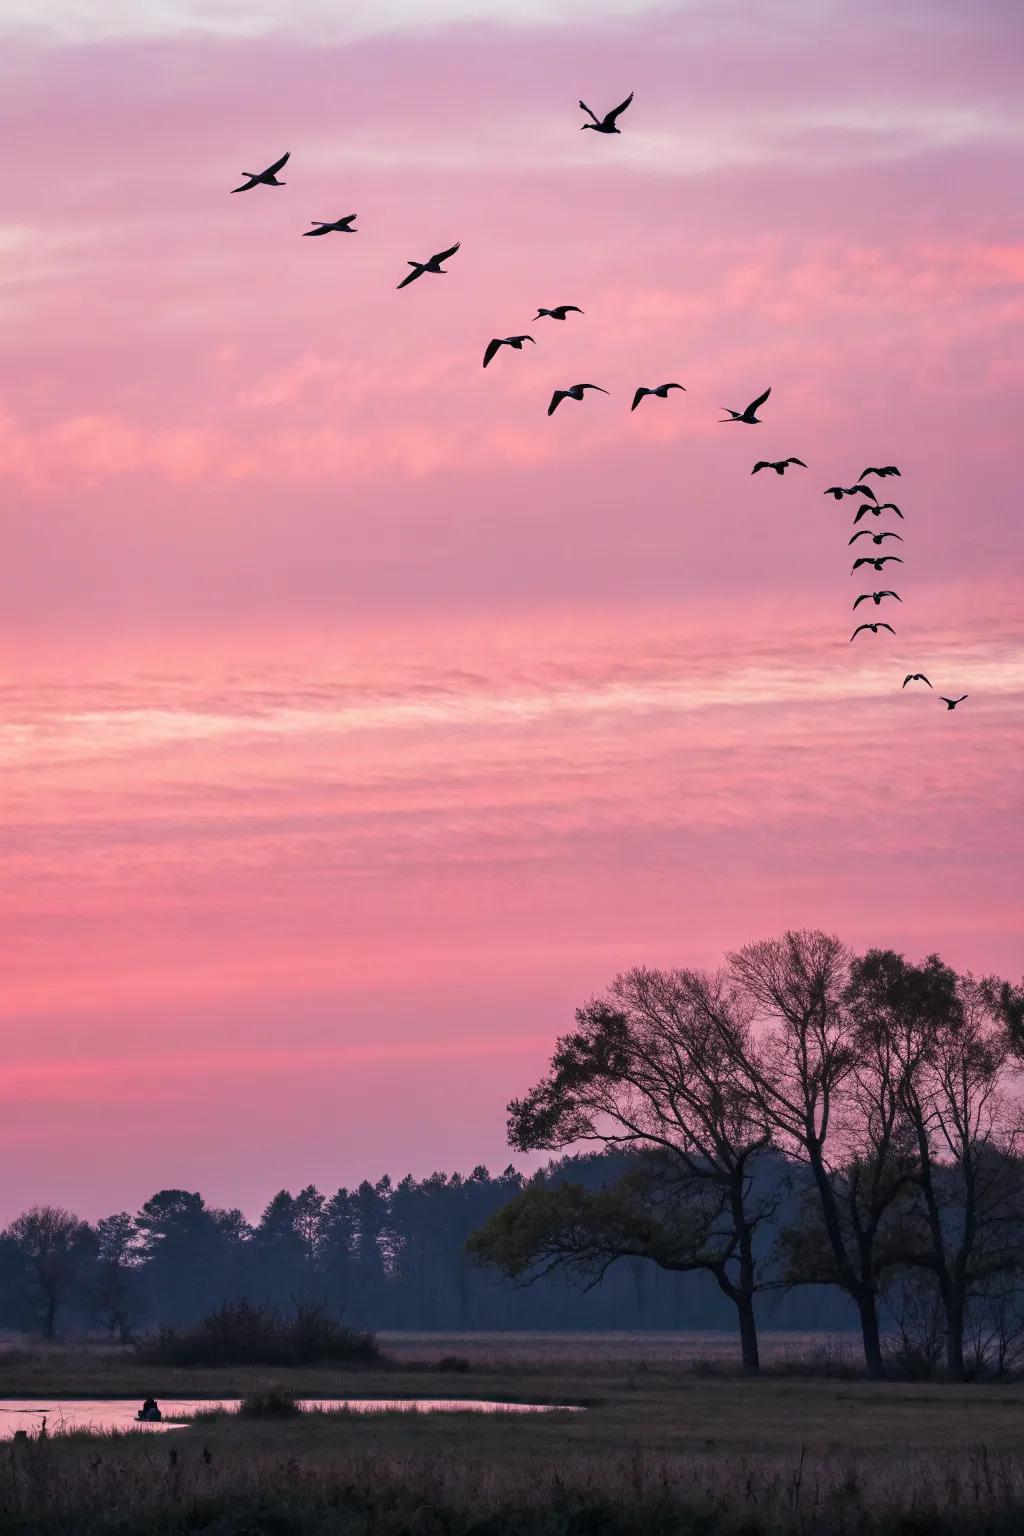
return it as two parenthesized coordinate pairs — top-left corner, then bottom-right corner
(230, 94), (966, 712)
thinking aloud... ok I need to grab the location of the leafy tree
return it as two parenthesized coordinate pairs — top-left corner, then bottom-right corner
(90, 1211), (146, 1342)
(473, 966), (781, 1371)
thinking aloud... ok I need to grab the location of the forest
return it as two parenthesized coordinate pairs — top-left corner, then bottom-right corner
(0, 1152), (852, 1343)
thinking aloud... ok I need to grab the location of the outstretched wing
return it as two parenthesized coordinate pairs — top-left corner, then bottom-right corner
(786, 457), (807, 468)
(560, 305), (583, 315)
(264, 151), (290, 177)
(547, 391), (565, 416)
(606, 91), (634, 124)
(751, 462), (771, 474)
(849, 530), (871, 544)
(578, 100), (600, 124)
(851, 483), (877, 502)
(746, 386), (771, 414)
(880, 591), (902, 601)
(852, 558), (871, 571)
(877, 531), (903, 541)
(853, 506), (872, 523)
(230, 176), (256, 193)
(631, 388), (647, 411)
(853, 595), (870, 609)
(432, 242), (461, 265)
(879, 555), (903, 565)
(396, 266), (423, 290)
(879, 503), (904, 517)
(850, 626), (869, 641)
(879, 624), (895, 634)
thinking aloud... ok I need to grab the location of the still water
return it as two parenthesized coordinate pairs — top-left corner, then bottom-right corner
(0, 1398), (577, 1437)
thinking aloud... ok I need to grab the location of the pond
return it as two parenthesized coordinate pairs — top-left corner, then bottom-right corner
(0, 1398), (579, 1437)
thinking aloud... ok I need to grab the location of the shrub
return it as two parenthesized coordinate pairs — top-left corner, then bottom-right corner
(236, 1387), (303, 1419)
(136, 1299), (382, 1368)
(437, 1354), (471, 1373)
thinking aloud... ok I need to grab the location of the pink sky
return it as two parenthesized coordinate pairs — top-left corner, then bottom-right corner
(1, 0), (1022, 1222)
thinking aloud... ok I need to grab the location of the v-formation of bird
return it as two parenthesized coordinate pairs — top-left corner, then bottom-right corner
(233, 116), (965, 710)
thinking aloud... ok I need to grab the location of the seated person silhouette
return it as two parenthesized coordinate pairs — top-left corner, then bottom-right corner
(137, 1398), (162, 1422)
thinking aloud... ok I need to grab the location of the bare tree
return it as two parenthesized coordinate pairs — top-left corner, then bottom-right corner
(717, 930), (914, 1379)
(474, 967), (782, 1372)
(844, 951), (1024, 1378)
(4, 1205), (94, 1337)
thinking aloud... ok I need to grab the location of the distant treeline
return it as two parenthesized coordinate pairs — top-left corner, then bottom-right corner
(0, 1152), (851, 1341)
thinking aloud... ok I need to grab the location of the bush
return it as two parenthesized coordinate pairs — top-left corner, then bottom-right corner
(136, 1299), (382, 1368)
(236, 1387), (303, 1418)
(437, 1354), (471, 1373)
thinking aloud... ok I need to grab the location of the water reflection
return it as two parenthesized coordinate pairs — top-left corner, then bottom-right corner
(0, 1398), (578, 1437)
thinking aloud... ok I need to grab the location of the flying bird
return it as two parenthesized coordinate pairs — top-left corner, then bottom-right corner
(941, 695), (968, 710)
(483, 335), (535, 368)
(579, 92), (634, 134)
(854, 502), (904, 523)
(548, 384), (609, 416)
(853, 591), (901, 609)
(848, 530), (904, 546)
(903, 674), (933, 689)
(852, 555), (903, 573)
(231, 152), (289, 193)
(860, 465), (901, 479)
(534, 306), (583, 321)
(720, 387), (771, 424)
(397, 242), (460, 290)
(851, 622), (895, 641)
(824, 484), (877, 502)
(631, 383), (686, 411)
(302, 215), (357, 236)
(752, 457), (806, 475)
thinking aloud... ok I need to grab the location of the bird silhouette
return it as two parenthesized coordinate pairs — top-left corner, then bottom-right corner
(752, 457), (806, 475)
(534, 305), (583, 321)
(720, 388), (770, 424)
(849, 529), (903, 546)
(397, 242), (460, 290)
(852, 555), (903, 573)
(631, 383), (686, 410)
(824, 484), (877, 502)
(231, 152), (289, 193)
(903, 674), (933, 689)
(548, 384), (609, 416)
(941, 695), (968, 710)
(860, 465), (901, 479)
(302, 215), (357, 236)
(483, 335), (535, 368)
(853, 591), (901, 609)
(579, 92), (634, 133)
(854, 502), (904, 523)
(851, 622), (895, 641)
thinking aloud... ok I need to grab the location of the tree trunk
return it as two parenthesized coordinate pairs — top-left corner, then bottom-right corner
(856, 1288), (884, 1379)
(736, 1290), (760, 1374)
(945, 1286), (966, 1380)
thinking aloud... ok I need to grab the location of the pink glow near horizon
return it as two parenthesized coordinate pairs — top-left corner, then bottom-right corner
(1, 0), (1021, 1222)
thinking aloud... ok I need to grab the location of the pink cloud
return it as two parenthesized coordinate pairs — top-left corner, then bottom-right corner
(0, 0), (1020, 1219)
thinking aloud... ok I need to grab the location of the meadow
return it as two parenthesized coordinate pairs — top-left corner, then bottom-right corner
(3, 1332), (1024, 1533)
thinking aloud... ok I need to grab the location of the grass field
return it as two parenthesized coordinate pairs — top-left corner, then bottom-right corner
(3, 1332), (1024, 1533)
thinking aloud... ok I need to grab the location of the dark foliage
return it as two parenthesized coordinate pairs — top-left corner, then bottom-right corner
(135, 1299), (381, 1367)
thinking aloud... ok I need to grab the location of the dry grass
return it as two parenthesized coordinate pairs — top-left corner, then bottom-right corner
(4, 1333), (1024, 1532)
